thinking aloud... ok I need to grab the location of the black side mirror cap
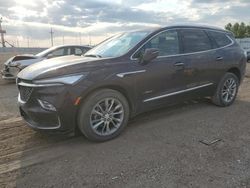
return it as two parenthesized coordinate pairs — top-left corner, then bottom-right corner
(140, 48), (159, 65)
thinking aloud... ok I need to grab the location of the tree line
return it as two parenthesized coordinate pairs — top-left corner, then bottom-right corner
(225, 22), (250, 38)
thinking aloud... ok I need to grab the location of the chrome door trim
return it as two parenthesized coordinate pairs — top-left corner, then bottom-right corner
(143, 83), (213, 102)
(130, 28), (234, 61)
(116, 70), (146, 78)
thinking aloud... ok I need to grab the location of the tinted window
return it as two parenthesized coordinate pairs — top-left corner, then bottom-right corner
(135, 30), (179, 57)
(181, 29), (212, 53)
(70, 47), (84, 56)
(208, 31), (232, 47)
(47, 47), (70, 58)
(75, 48), (83, 55)
(81, 47), (90, 54)
(72, 47), (89, 56)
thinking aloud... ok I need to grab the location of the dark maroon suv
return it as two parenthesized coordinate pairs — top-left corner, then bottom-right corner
(17, 24), (247, 141)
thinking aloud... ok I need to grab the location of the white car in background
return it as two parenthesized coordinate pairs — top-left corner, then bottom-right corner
(247, 51), (250, 63)
(1, 45), (91, 80)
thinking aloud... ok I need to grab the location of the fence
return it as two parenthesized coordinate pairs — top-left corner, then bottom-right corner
(1, 39), (250, 53)
(236, 38), (250, 51)
(0, 47), (46, 54)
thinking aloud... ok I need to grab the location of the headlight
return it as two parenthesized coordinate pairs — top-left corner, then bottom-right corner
(33, 74), (87, 85)
(38, 99), (56, 111)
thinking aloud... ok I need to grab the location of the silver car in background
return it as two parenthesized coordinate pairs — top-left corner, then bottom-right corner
(1, 45), (91, 79)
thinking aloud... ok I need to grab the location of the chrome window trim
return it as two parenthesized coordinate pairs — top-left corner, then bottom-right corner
(116, 70), (146, 78)
(130, 28), (234, 61)
(143, 83), (213, 102)
(18, 93), (26, 104)
(18, 82), (63, 87)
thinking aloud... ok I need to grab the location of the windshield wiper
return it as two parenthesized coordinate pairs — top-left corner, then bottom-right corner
(84, 54), (102, 58)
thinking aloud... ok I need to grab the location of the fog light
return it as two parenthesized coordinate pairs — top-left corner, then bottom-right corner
(38, 99), (56, 111)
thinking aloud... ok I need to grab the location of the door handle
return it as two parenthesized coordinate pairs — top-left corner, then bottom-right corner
(216, 57), (224, 61)
(174, 62), (184, 66)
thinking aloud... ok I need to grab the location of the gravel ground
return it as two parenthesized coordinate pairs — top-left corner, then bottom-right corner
(0, 64), (250, 188)
(0, 81), (19, 121)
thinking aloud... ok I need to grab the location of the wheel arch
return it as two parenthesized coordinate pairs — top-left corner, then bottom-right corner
(76, 84), (136, 118)
(73, 84), (136, 134)
(227, 67), (241, 82)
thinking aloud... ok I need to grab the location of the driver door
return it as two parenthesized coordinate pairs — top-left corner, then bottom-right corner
(131, 29), (187, 109)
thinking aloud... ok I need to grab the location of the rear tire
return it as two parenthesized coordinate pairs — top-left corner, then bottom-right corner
(77, 89), (130, 142)
(212, 72), (239, 107)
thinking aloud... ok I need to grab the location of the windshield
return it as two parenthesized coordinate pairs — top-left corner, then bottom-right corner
(35, 46), (58, 57)
(84, 31), (150, 58)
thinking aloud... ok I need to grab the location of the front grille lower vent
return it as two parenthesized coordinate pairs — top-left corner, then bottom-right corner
(19, 86), (33, 102)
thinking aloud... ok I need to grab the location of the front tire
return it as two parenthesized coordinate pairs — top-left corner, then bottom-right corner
(212, 72), (239, 107)
(77, 89), (130, 142)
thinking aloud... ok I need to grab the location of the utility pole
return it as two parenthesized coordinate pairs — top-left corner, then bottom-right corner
(0, 17), (6, 47)
(49, 28), (54, 46)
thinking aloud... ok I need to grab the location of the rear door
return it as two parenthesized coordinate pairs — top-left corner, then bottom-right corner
(179, 29), (217, 90)
(206, 30), (235, 82)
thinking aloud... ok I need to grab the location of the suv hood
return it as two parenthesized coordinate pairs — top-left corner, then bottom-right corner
(17, 55), (103, 80)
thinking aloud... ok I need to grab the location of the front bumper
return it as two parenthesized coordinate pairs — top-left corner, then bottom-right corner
(17, 81), (82, 134)
(18, 94), (61, 130)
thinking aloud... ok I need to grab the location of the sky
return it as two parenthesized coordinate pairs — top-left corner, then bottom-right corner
(0, 0), (250, 47)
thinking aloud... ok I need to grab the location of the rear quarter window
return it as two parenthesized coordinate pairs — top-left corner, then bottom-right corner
(207, 31), (232, 47)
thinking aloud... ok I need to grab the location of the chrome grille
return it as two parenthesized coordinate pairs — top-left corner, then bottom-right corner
(19, 86), (33, 102)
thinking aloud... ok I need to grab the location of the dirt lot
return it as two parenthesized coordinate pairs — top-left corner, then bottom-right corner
(0, 65), (250, 188)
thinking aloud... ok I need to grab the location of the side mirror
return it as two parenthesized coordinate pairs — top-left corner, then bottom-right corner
(140, 48), (159, 65)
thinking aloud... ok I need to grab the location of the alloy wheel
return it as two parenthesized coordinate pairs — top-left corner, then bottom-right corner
(90, 97), (124, 136)
(221, 78), (237, 103)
